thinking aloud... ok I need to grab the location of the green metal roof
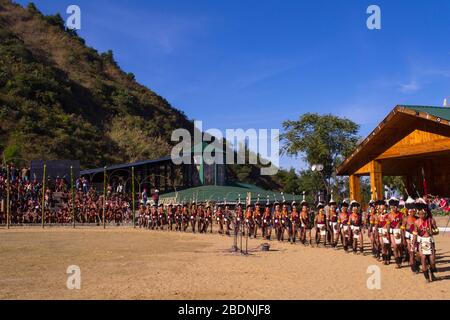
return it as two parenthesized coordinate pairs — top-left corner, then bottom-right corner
(160, 184), (301, 204)
(403, 105), (450, 121)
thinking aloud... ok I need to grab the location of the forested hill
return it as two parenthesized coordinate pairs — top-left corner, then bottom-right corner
(0, 0), (194, 168)
(0, 1), (286, 190)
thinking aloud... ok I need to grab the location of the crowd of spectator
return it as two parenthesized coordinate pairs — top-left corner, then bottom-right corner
(426, 194), (450, 213)
(0, 164), (132, 225)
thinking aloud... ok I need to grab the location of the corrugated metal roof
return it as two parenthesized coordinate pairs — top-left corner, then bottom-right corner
(79, 142), (223, 176)
(160, 184), (301, 204)
(403, 105), (450, 121)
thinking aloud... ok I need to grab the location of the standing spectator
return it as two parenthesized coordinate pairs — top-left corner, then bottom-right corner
(439, 197), (447, 210)
(76, 178), (81, 191)
(116, 182), (123, 194)
(21, 167), (28, 182)
(439, 197), (450, 213)
(152, 189), (159, 206)
(10, 163), (17, 182)
(82, 177), (89, 194)
(141, 188), (148, 205)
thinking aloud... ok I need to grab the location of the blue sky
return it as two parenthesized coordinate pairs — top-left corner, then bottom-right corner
(17, 0), (450, 170)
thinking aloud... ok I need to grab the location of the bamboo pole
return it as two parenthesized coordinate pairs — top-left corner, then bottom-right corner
(132, 166), (135, 228)
(71, 166), (75, 228)
(6, 165), (10, 229)
(41, 164), (46, 228)
(103, 166), (107, 229)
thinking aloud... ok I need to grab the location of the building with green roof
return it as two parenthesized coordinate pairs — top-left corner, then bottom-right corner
(337, 105), (450, 200)
(81, 141), (302, 203)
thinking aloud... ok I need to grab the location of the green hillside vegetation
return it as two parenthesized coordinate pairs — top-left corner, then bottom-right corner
(0, 0), (192, 167)
(0, 1), (290, 190)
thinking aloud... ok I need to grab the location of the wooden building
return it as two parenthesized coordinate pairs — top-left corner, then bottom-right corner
(337, 105), (450, 201)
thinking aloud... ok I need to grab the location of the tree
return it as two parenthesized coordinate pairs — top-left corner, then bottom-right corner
(297, 169), (325, 203)
(126, 72), (136, 81)
(281, 113), (360, 195)
(277, 168), (301, 194)
(383, 176), (406, 197)
(101, 50), (117, 66)
(27, 3), (42, 16)
(44, 14), (65, 30)
(225, 142), (283, 191)
(277, 168), (335, 204)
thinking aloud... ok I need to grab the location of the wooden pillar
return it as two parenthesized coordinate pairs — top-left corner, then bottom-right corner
(349, 175), (362, 203)
(369, 160), (383, 200)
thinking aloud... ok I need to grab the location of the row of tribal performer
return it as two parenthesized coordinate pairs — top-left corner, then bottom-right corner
(138, 196), (440, 283)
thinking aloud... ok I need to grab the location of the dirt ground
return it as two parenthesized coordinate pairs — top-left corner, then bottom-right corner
(435, 216), (450, 229)
(0, 226), (449, 300)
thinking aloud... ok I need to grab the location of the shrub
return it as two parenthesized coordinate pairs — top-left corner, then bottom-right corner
(27, 3), (42, 16)
(44, 14), (65, 30)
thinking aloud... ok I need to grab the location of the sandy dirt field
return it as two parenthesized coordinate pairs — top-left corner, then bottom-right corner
(0, 226), (449, 300)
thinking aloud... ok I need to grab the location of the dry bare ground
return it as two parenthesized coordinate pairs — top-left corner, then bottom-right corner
(0, 227), (449, 300)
